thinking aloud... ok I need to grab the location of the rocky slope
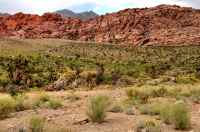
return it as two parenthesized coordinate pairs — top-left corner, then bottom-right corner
(1, 4), (200, 46)
(53, 9), (99, 20)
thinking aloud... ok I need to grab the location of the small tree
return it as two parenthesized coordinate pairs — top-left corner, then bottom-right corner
(6, 55), (33, 86)
(96, 61), (105, 84)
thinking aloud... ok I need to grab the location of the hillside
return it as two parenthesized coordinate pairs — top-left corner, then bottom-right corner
(53, 9), (99, 20)
(1, 4), (200, 46)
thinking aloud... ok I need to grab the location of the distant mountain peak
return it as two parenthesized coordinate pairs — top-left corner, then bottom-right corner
(53, 9), (99, 20)
(0, 12), (10, 18)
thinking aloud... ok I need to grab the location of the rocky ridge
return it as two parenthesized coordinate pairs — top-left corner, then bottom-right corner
(1, 4), (200, 46)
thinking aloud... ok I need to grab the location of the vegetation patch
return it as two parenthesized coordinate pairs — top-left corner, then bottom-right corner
(86, 94), (111, 123)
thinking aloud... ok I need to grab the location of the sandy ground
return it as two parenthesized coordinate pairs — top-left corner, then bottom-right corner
(0, 85), (200, 132)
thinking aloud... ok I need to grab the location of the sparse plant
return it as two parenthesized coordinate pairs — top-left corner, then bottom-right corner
(160, 102), (172, 124)
(33, 92), (50, 108)
(136, 120), (158, 132)
(29, 116), (44, 132)
(0, 95), (15, 119)
(14, 94), (29, 111)
(110, 104), (123, 113)
(86, 94), (111, 123)
(170, 103), (190, 130)
(189, 88), (200, 101)
(139, 103), (161, 115)
(125, 108), (134, 115)
(67, 91), (79, 102)
(136, 120), (146, 131)
(150, 87), (168, 97)
(166, 88), (182, 97)
(126, 88), (149, 104)
(48, 99), (62, 109)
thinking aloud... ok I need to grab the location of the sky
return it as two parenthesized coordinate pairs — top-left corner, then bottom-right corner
(0, 0), (200, 15)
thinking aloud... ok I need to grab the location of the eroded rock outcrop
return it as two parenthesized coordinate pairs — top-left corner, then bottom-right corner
(1, 4), (200, 46)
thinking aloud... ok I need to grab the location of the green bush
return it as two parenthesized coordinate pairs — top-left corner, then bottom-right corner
(150, 87), (168, 97)
(170, 103), (190, 130)
(160, 102), (172, 124)
(0, 95), (15, 119)
(189, 88), (200, 100)
(125, 88), (149, 104)
(160, 102), (190, 130)
(9, 89), (18, 97)
(67, 91), (79, 102)
(86, 94), (111, 123)
(136, 120), (158, 132)
(126, 88), (141, 99)
(48, 99), (62, 109)
(29, 116), (44, 132)
(33, 92), (50, 107)
(125, 108), (134, 115)
(139, 103), (161, 115)
(14, 94), (30, 111)
(110, 104), (123, 113)
(166, 88), (182, 97)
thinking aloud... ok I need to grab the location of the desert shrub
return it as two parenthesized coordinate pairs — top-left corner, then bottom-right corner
(136, 120), (146, 130)
(67, 91), (79, 102)
(145, 126), (159, 132)
(189, 88), (200, 100)
(9, 89), (18, 97)
(14, 94), (29, 111)
(126, 88), (141, 99)
(139, 103), (161, 115)
(126, 88), (149, 104)
(136, 120), (159, 132)
(160, 102), (172, 124)
(33, 92), (50, 108)
(150, 87), (168, 97)
(86, 94), (111, 123)
(166, 88), (182, 97)
(160, 102), (190, 129)
(146, 120), (156, 127)
(110, 104), (123, 113)
(125, 108), (134, 115)
(48, 99), (62, 109)
(0, 95), (15, 119)
(29, 116), (44, 132)
(139, 92), (149, 104)
(170, 103), (190, 130)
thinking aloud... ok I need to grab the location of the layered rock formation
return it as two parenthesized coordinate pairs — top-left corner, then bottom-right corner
(1, 4), (200, 46)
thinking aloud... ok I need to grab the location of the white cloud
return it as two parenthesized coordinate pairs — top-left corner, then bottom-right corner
(93, 6), (101, 12)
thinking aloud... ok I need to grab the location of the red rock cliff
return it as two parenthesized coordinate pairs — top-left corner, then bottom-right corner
(1, 4), (200, 46)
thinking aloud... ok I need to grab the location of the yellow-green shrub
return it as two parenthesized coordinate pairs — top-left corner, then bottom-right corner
(86, 94), (111, 123)
(0, 95), (15, 119)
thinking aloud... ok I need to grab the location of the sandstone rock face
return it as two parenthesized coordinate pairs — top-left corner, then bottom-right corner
(1, 4), (200, 46)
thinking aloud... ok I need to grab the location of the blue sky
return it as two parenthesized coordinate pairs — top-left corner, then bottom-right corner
(0, 0), (200, 15)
